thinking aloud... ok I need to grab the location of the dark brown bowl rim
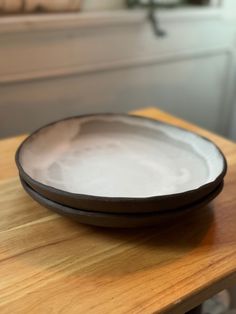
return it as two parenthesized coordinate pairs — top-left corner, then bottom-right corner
(20, 176), (224, 218)
(15, 113), (228, 204)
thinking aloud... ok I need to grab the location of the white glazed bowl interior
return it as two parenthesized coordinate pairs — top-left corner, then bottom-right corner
(19, 115), (225, 198)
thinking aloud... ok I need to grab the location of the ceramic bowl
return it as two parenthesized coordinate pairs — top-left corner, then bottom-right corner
(16, 114), (227, 214)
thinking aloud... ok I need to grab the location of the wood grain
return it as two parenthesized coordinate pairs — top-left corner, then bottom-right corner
(0, 134), (26, 181)
(0, 107), (236, 314)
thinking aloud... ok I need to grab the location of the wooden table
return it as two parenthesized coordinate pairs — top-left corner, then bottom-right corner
(0, 107), (236, 314)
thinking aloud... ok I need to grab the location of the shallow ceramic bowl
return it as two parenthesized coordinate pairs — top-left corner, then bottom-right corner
(20, 177), (223, 228)
(16, 114), (227, 214)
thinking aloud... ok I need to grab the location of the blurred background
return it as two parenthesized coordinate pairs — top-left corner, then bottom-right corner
(0, 1), (236, 312)
(0, 0), (236, 141)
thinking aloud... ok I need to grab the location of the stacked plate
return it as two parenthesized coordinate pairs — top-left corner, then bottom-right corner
(16, 114), (227, 228)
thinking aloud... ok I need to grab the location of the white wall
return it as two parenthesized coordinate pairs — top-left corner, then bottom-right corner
(0, 8), (236, 138)
(229, 103), (236, 140)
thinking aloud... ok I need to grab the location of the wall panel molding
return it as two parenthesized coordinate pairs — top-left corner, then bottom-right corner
(0, 8), (223, 34)
(0, 9), (236, 138)
(0, 46), (232, 85)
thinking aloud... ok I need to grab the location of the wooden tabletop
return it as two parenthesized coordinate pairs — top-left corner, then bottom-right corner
(0, 107), (236, 314)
